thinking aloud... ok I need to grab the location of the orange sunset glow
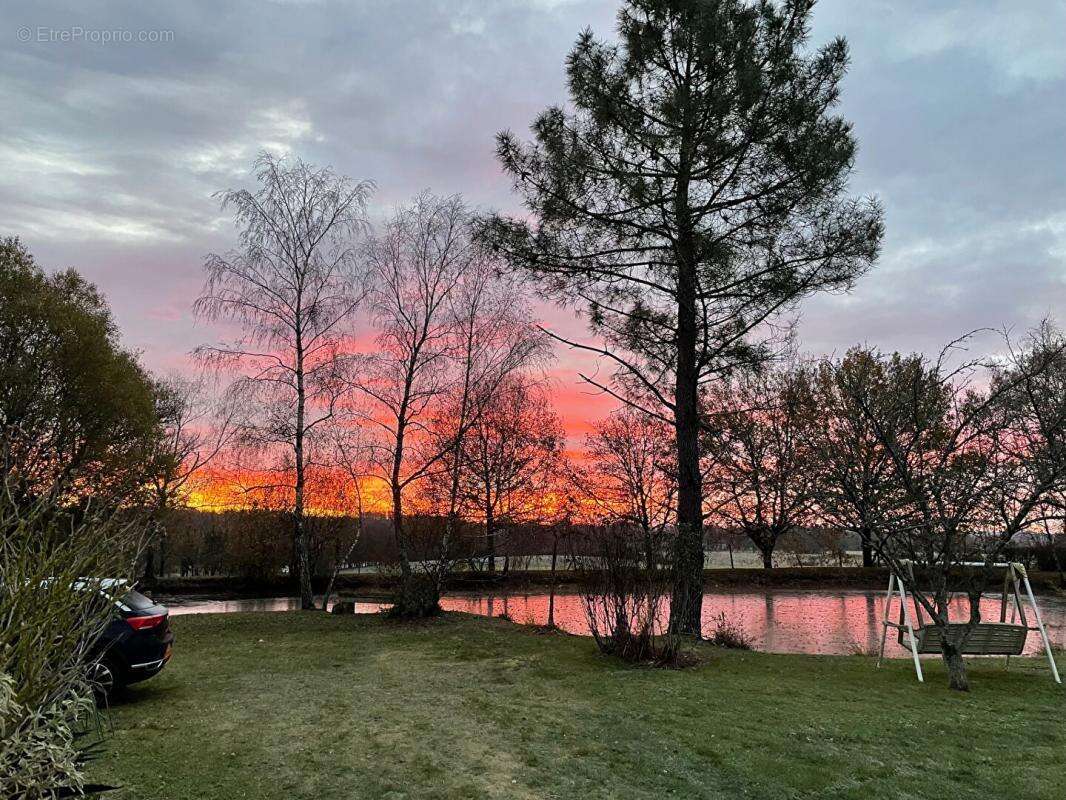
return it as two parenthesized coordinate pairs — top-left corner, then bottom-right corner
(184, 467), (393, 516)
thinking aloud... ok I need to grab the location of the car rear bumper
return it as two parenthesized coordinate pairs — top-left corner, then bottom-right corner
(125, 643), (172, 684)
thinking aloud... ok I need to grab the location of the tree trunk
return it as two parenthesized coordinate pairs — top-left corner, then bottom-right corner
(485, 503), (496, 573)
(941, 641), (970, 691)
(143, 546), (156, 583)
(669, 218), (704, 634)
(392, 484), (411, 580)
(387, 482), (439, 618)
(294, 328), (314, 610)
(671, 396), (704, 635)
(547, 534), (558, 629)
(643, 525), (655, 572)
(761, 545), (774, 570)
(1052, 542), (1066, 590)
(294, 504), (313, 610)
(293, 485), (312, 607)
(158, 531), (168, 579)
(860, 528), (874, 568)
(669, 135), (704, 637)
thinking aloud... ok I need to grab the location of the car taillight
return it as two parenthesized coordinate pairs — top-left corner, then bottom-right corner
(126, 614), (165, 631)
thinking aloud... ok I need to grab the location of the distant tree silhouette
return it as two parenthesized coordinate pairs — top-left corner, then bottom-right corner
(702, 361), (819, 569)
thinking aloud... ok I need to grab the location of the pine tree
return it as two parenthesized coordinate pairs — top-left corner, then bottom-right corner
(482, 0), (883, 634)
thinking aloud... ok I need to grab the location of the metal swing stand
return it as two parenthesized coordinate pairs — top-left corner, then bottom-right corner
(876, 561), (1061, 684)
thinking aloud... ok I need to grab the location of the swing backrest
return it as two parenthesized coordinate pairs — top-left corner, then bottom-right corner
(898, 622), (1028, 656)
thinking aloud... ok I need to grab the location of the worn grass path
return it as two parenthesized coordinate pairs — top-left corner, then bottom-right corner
(97, 611), (1064, 799)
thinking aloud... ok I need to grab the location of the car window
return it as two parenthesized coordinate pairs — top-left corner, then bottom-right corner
(122, 589), (157, 611)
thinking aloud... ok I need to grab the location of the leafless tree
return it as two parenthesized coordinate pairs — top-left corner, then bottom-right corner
(809, 348), (905, 568)
(702, 363), (819, 569)
(544, 500), (580, 630)
(321, 423), (370, 611)
(576, 521), (689, 666)
(194, 152), (374, 609)
(354, 193), (545, 615)
(457, 375), (564, 572)
(987, 322), (1066, 553)
(428, 258), (549, 582)
(1033, 503), (1066, 587)
(584, 406), (676, 569)
(838, 332), (1066, 690)
(144, 374), (236, 580)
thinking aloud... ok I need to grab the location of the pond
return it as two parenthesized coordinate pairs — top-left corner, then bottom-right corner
(159, 588), (1066, 657)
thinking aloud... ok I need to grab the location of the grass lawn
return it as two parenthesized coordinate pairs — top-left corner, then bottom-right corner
(97, 611), (1065, 799)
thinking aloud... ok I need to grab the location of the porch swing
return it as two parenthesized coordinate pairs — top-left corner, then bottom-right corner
(876, 560), (1061, 684)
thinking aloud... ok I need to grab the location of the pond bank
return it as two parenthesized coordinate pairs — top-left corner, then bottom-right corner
(145, 564), (1066, 599)
(155, 586), (1066, 657)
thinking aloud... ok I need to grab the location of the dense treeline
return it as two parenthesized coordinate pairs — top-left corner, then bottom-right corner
(153, 504), (1066, 581)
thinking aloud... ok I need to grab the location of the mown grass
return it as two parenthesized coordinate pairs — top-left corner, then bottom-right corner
(97, 611), (1064, 799)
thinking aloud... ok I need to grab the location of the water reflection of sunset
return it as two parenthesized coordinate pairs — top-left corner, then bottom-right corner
(439, 591), (1066, 658)
(163, 590), (1066, 658)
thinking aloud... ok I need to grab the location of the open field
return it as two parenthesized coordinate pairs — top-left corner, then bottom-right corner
(337, 551), (868, 573)
(149, 564), (1066, 599)
(97, 611), (1064, 800)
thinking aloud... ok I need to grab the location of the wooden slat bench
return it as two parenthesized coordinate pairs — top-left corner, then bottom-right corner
(898, 622), (1028, 656)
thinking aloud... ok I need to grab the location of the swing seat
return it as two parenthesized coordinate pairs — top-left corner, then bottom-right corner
(898, 622), (1028, 656)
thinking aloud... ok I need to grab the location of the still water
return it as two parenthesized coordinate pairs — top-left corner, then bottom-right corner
(160, 589), (1066, 657)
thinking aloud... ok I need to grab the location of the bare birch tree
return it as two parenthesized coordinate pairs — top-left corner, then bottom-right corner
(355, 193), (545, 616)
(429, 267), (549, 581)
(194, 152), (374, 609)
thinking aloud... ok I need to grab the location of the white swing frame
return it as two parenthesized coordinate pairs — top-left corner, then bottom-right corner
(876, 560), (1061, 684)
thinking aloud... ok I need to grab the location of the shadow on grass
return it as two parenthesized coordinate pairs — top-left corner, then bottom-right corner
(106, 680), (173, 709)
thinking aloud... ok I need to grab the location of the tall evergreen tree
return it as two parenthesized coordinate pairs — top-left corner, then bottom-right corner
(481, 0), (882, 634)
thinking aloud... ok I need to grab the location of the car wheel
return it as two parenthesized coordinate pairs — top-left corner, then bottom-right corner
(90, 657), (121, 705)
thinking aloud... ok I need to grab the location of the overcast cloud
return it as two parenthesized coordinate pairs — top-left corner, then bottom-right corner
(3, 0), (1065, 433)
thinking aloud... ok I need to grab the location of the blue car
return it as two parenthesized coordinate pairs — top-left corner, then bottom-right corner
(90, 582), (174, 700)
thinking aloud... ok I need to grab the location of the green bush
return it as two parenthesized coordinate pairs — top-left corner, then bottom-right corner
(0, 485), (142, 798)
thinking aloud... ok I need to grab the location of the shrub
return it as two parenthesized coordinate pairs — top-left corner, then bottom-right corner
(577, 524), (690, 667)
(386, 573), (441, 619)
(0, 484), (142, 797)
(705, 613), (753, 650)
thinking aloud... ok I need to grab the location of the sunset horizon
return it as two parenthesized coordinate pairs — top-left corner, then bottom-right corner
(5, 2), (1066, 797)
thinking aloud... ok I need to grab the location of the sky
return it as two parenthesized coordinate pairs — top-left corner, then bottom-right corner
(4, 0), (1066, 446)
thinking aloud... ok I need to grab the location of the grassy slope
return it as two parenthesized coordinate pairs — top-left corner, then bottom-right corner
(98, 612), (1065, 800)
